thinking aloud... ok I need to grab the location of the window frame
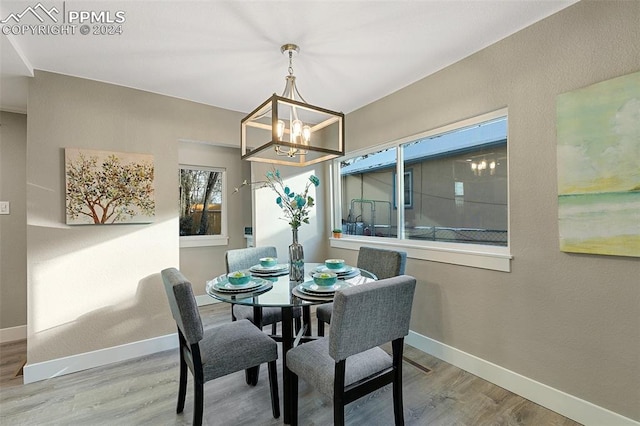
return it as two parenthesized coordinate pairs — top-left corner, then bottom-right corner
(393, 169), (413, 209)
(179, 164), (229, 248)
(330, 108), (512, 272)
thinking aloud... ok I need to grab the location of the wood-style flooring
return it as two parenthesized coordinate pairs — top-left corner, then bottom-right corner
(0, 303), (581, 425)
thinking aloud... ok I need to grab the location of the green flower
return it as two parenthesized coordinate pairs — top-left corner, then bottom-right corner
(264, 167), (320, 230)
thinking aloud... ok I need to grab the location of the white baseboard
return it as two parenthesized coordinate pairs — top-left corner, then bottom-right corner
(406, 331), (639, 426)
(20, 298), (215, 384)
(23, 333), (178, 384)
(0, 325), (26, 343)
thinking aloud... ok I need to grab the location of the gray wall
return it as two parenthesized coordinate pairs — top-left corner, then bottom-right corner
(337, 1), (639, 420)
(0, 111), (27, 330)
(26, 71), (245, 364)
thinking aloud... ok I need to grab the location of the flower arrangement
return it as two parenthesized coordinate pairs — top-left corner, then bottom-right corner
(234, 168), (320, 230)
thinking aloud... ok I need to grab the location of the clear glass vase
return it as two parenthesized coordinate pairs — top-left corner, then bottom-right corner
(289, 228), (305, 282)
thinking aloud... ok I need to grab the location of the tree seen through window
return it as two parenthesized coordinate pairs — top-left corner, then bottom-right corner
(179, 167), (223, 236)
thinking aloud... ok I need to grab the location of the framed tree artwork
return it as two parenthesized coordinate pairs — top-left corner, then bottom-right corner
(65, 148), (155, 225)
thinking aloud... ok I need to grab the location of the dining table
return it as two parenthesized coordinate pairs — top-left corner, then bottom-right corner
(206, 262), (377, 424)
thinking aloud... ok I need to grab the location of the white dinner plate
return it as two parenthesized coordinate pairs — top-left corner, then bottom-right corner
(211, 275), (269, 293)
(299, 280), (350, 294)
(249, 264), (289, 273)
(250, 263), (289, 271)
(314, 265), (355, 275)
(292, 285), (334, 301)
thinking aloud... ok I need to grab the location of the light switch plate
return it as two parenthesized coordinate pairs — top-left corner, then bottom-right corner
(0, 201), (10, 215)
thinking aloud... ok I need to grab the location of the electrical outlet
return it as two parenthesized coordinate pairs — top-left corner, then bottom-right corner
(0, 201), (10, 215)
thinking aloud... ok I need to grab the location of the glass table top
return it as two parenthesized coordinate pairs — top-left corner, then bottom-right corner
(206, 262), (376, 307)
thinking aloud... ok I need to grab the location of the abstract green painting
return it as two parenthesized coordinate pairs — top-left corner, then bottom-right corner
(556, 71), (640, 257)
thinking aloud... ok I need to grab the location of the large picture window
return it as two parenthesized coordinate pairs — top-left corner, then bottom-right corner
(333, 109), (510, 270)
(179, 165), (227, 247)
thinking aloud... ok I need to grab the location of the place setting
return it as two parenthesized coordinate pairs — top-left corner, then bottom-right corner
(292, 268), (352, 301)
(248, 257), (290, 277)
(313, 258), (361, 279)
(207, 270), (273, 295)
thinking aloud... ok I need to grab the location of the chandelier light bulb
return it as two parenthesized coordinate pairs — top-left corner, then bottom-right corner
(277, 120), (285, 140)
(292, 119), (303, 139)
(302, 125), (311, 144)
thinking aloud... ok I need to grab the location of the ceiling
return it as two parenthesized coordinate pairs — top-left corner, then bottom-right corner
(0, 1), (578, 115)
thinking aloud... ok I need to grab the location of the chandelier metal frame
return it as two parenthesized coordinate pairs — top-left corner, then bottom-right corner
(240, 43), (345, 167)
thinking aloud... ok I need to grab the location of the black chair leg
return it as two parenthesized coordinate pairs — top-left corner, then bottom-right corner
(393, 376), (405, 426)
(272, 322), (277, 335)
(245, 365), (260, 386)
(317, 319), (325, 337)
(392, 339), (405, 425)
(290, 372), (299, 426)
(334, 360), (346, 426)
(177, 355), (187, 413)
(302, 306), (312, 336)
(268, 360), (280, 419)
(193, 380), (204, 426)
(333, 400), (345, 426)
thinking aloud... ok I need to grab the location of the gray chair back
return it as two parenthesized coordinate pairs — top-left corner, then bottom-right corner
(225, 246), (277, 273)
(329, 275), (416, 361)
(161, 268), (203, 346)
(357, 246), (407, 279)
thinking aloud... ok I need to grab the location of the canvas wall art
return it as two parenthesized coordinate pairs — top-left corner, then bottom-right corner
(556, 71), (640, 257)
(65, 148), (155, 225)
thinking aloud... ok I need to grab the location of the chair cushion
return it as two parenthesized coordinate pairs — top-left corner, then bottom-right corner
(315, 248), (407, 327)
(226, 246), (277, 272)
(200, 319), (278, 381)
(286, 337), (392, 399)
(357, 247), (407, 280)
(316, 303), (333, 323)
(330, 276), (415, 361)
(161, 268), (203, 345)
(233, 305), (302, 326)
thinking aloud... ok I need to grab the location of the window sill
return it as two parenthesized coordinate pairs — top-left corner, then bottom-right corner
(330, 236), (511, 272)
(180, 235), (229, 248)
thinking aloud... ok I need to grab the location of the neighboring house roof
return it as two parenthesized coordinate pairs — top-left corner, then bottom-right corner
(341, 117), (507, 175)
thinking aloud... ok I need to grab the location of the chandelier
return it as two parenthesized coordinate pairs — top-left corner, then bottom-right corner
(470, 159), (497, 176)
(241, 44), (345, 167)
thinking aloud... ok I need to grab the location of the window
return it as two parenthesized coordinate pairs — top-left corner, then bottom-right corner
(393, 169), (413, 209)
(332, 109), (511, 271)
(179, 165), (228, 247)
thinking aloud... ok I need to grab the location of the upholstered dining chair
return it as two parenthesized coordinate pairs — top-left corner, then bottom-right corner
(316, 246), (407, 336)
(161, 268), (280, 426)
(286, 275), (417, 426)
(226, 246), (302, 335)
